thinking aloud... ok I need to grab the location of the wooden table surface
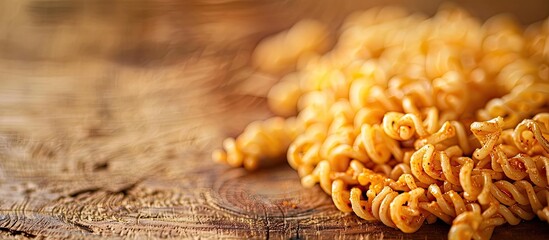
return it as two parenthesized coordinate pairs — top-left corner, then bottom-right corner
(1, 0), (548, 239)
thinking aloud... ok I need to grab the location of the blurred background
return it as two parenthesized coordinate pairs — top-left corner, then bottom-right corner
(2, 0), (548, 64)
(1, 0), (548, 158)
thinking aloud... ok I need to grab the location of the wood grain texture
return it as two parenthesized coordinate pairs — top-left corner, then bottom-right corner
(0, 0), (548, 239)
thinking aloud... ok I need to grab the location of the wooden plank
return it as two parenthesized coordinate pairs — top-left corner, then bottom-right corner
(0, 0), (548, 239)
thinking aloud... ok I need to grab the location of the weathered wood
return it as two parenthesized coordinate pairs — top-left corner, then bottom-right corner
(0, 0), (548, 239)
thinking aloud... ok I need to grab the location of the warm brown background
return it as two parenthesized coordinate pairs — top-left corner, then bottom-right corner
(1, 0), (548, 239)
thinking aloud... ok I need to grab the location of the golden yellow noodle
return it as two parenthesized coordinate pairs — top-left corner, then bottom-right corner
(213, 5), (549, 240)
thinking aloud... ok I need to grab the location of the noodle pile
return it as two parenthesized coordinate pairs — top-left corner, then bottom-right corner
(213, 5), (549, 240)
